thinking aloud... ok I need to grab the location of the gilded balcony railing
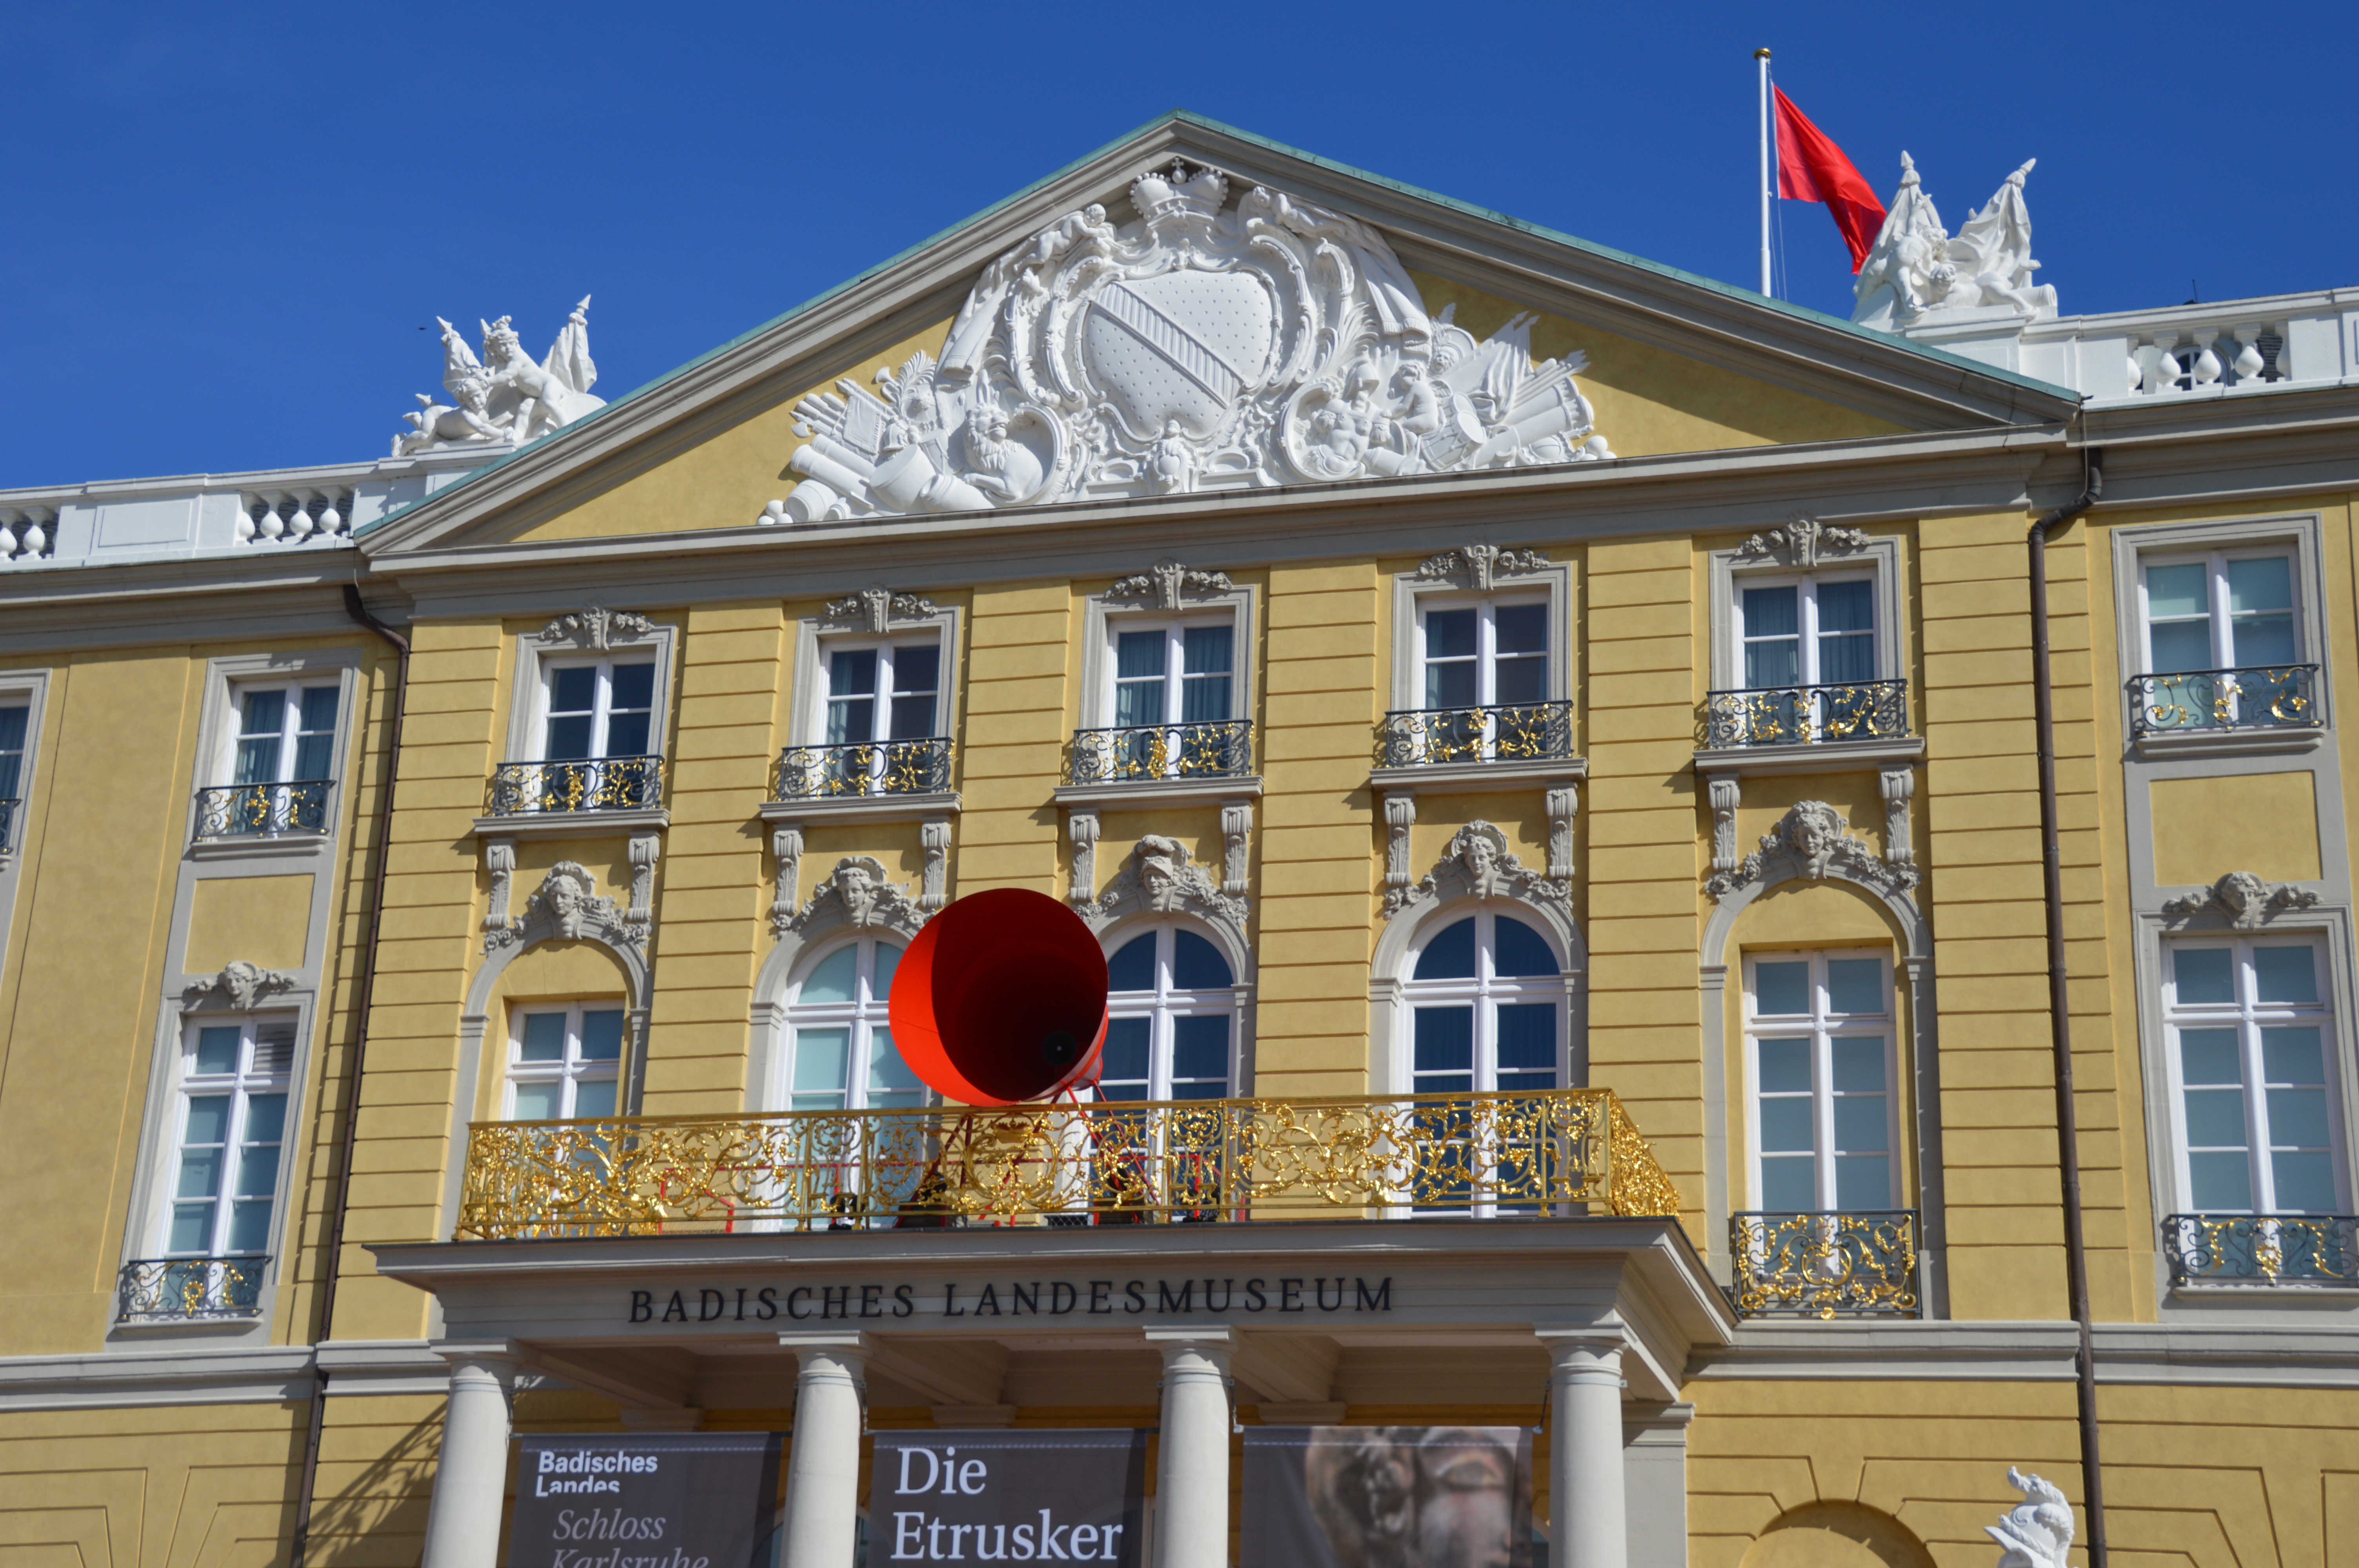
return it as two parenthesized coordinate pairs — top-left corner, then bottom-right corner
(2162, 1213), (2358, 1286)
(485, 755), (665, 815)
(773, 738), (952, 800)
(2128, 664), (2319, 736)
(1730, 1210), (1920, 1319)
(193, 780), (333, 839)
(1065, 720), (1253, 785)
(1701, 680), (1909, 750)
(456, 1087), (1678, 1239)
(1375, 701), (1575, 767)
(116, 1255), (269, 1321)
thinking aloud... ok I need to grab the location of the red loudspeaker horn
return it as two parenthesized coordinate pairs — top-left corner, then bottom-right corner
(888, 887), (1110, 1107)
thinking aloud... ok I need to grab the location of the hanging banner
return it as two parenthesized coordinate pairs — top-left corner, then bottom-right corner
(1243, 1427), (1537, 1568)
(868, 1429), (1149, 1567)
(510, 1432), (783, 1568)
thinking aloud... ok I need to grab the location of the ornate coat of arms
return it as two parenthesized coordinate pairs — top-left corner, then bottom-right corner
(777, 162), (1613, 522)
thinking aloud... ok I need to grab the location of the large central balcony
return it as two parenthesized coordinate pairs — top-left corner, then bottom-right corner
(456, 1087), (1677, 1239)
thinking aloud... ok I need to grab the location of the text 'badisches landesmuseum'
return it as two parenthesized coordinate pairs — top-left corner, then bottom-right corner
(1, 113), (2356, 1568)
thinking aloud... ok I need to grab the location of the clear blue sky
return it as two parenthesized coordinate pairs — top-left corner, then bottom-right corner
(5, 1), (2350, 488)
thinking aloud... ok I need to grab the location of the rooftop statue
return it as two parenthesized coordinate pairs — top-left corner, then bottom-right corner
(772, 161), (1615, 524)
(1852, 155), (2056, 332)
(394, 297), (605, 456)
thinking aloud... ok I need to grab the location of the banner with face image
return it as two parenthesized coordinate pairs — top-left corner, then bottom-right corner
(1242, 1427), (1537, 1568)
(867, 1430), (1148, 1568)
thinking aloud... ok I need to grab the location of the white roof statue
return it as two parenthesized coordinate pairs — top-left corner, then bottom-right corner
(1986, 1468), (2074, 1568)
(1852, 155), (2057, 333)
(772, 160), (1615, 524)
(394, 297), (605, 456)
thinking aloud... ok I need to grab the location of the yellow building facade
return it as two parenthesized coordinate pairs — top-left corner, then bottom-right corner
(2, 115), (2356, 1568)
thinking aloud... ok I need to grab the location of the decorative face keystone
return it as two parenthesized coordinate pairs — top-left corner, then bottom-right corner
(1783, 801), (1848, 879)
(836, 862), (880, 927)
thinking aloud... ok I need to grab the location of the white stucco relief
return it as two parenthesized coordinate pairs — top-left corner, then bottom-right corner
(395, 298), (605, 456)
(770, 160), (1614, 524)
(1986, 1468), (2073, 1568)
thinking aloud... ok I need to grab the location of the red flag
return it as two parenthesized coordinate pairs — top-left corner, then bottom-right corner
(1773, 87), (1886, 273)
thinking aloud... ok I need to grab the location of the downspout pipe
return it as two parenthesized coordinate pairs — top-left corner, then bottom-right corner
(2027, 445), (2106, 1567)
(289, 584), (411, 1568)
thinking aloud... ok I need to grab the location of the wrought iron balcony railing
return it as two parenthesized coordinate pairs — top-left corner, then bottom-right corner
(1375, 701), (1575, 768)
(0, 797), (16, 853)
(485, 755), (665, 816)
(1730, 1210), (1920, 1319)
(1065, 720), (1253, 785)
(2162, 1213), (2358, 1286)
(193, 780), (333, 839)
(1701, 680), (1909, 750)
(773, 738), (953, 800)
(2128, 665), (2319, 736)
(456, 1087), (1678, 1239)
(116, 1255), (269, 1321)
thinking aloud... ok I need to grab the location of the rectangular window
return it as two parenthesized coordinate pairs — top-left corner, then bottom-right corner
(1419, 600), (1547, 710)
(0, 702), (25, 851)
(2136, 548), (2310, 731)
(1745, 951), (1897, 1211)
(234, 684), (341, 784)
(507, 1002), (627, 1120)
(543, 659), (656, 760)
(2165, 936), (2345, 1213)
(163, 1016), (294, 1258)
(823, 641), (941, 746)
(1736, 576), (1877, 690)
(1110, 622), (1234, 728)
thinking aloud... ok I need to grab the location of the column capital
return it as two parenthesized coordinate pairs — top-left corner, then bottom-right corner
(1144, 1325), (1235, 1373)
(778, 1330), (872, 1365)
(429, 1338), (523, 1370)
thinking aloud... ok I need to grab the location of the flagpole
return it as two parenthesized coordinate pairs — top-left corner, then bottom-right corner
(1755, 47), (1773, 297)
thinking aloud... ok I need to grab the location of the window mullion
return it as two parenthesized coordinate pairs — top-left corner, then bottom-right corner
(1799, 579), (1820, 686)
(1165, 626), (1185, 728)
(2209, 554), (2234, 670)
(276, 689), (301, 784)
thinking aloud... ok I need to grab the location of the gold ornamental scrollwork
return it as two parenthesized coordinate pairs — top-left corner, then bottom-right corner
(456, 1087), (1679, 1239)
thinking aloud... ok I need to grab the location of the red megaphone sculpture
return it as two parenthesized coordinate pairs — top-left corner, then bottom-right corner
(888, 887), (1110, 1106)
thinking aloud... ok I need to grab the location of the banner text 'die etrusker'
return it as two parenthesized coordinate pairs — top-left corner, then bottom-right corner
(512, 1433), (782, 1568)
(869, 1430), (1147, 1567)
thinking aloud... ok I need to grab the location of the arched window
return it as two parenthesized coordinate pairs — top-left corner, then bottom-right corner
(1402, 910), (1563, 1096)
(1099, 926), (1236, 1102)
(783, 937), (923, 1112)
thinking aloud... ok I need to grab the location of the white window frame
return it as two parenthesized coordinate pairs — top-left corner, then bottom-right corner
(502, 619), (677, 766)
(2135, 545), (2305, 677)
(2159, 933), (2349, 1215)
(1412, 593), (1552, 711)
(1098, 921), (1241, 1101)
(1397, 907), (1570, 1095)
(2110, 515), (2330, 746)
(1080, 583), (1254, 732)
(222, 678), (343, 786)
(0, 669), (47, 872)
(188, 654), (363, 853)
(1727, 571), (1881, 691)
(1707, 534), (1903, 694)
(1741, 949), (1902, 1213)
(504, 1000), (629, 1121)
(1103, 617), (1238, 730)
(533, 653), (661, 763)
(153, 1011), (296, 1260)
(780, 935), (920, 1114)
(789, 603), (959, 768)
(811, 637), (947, 747)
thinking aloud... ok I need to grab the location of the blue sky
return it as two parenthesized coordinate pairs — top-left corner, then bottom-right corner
(5, 1), (2350, 488)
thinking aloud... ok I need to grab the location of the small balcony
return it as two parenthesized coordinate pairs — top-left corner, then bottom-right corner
(2162, 1213), (2357, 1287)
(1729, 1210), (1920, 1319)
(1376, 701), (1574, 769)
(773, 738), (953, 801)
(485, 755), (665, 816)
(1064, 720), (1254, 786)
(2128, 664), (2319, 739)
(0, 797), (17, 854)
(1701, 680), (1910, 751)
(455, 1087), (1678, 1239)
(116, 1255), (269, 1322)
(193, 780), (334, 841)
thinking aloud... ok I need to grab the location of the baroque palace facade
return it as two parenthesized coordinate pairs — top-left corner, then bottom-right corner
(3, 114), (2356, 1568)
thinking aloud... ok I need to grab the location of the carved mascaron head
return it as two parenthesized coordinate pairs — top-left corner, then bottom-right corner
(1779, 802), (1849, 880)
(542, 863), (599, 939)
(835, 862), (881, 927)
(1454, 826), (1507, 895)
(1134, 835), (1188, 913)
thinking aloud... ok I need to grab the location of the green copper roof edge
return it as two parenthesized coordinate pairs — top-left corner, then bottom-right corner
(359, 109), (2074, 538)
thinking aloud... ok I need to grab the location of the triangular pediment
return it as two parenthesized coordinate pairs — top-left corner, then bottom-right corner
(360, 113), (2075, 557)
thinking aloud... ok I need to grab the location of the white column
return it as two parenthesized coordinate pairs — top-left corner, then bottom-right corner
(1146, 1327), (1234, 1568)
(1538, 1330), (1628, 1568)
(779, 1332), (869, 1568)
(420, 1341), (520, 1568)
